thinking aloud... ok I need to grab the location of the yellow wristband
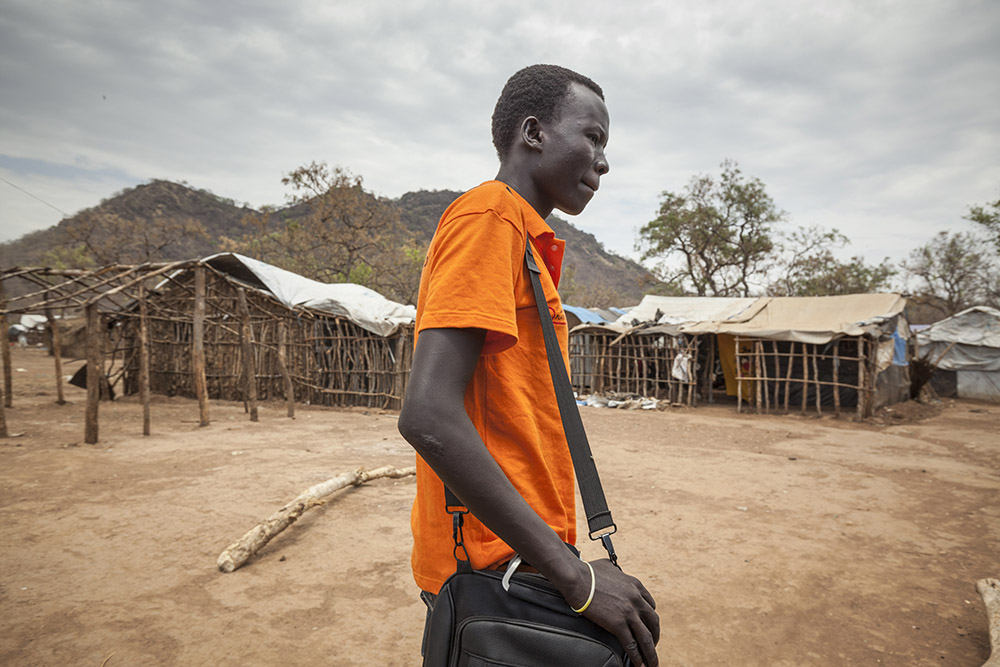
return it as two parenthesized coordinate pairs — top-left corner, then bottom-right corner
(571, 560), (596, 614)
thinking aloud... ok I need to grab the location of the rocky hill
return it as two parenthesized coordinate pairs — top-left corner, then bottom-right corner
(1, 180), (653, 305)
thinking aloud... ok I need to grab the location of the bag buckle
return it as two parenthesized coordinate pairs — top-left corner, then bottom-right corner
(598, 532), (620, 570)
(451, 511), (470, 563)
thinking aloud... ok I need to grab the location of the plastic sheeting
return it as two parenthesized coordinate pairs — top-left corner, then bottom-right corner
(616, 296), (757, 326)
(563, 305), (610, 324)
(916, 306), (1000, 349)
(915, 307), (1000, 402)
(682, 293), (907, 344)
(202, 253), (415, 337)
(957, 371), (1000, 402)
(916, 307), (1000, 373)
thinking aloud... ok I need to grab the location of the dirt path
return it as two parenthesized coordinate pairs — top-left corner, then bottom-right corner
(1, 347), (997, 666)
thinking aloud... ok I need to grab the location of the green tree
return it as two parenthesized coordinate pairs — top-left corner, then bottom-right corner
(965, 195), (1000, 254)
(221, 162), (423, 304)
(902, 231), (993, 317)
(769, 226), (895, 296)
(637, 160), (781, 296)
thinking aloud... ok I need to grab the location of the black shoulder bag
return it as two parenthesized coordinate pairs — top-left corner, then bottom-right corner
(421, 239), (630, 667)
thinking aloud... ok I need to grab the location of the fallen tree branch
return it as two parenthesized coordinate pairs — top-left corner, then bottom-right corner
(217, 465), (416, 573)
(979, 578), (1000, 667)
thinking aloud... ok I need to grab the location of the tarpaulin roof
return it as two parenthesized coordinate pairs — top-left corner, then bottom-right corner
(202, 253), (416, 337)
(563, 304), (611, 324)
(616, 296), (756, 326)
(915, 306), (1000, 350)
(681, 293), (907, 344)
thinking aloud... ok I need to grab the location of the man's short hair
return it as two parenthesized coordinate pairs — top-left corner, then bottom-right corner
(491, 64), (604, 160)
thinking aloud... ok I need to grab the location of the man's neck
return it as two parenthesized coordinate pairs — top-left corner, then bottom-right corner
(495, 164), (552, 221)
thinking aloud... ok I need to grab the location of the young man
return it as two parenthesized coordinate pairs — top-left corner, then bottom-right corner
(397, 64), (659, 667)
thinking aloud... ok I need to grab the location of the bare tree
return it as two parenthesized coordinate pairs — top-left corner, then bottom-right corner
(902, 231), (994, 317)
(221, 162), (423, 303)
(43, 209), (207, 267)
(769, 226), (895, 296)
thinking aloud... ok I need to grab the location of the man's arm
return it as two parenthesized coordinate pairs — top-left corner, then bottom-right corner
(397, 327), (660, 667)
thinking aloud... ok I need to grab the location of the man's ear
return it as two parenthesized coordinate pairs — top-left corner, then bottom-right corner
(519, 116), (544, 153)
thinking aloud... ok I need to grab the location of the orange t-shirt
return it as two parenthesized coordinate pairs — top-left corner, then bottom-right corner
(410, 180), (575, 594)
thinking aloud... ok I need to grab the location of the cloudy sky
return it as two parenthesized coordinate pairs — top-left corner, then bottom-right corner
(2, 0), (998, 278)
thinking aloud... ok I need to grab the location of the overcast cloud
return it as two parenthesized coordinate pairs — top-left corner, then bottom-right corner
(2, 0), (998, 277)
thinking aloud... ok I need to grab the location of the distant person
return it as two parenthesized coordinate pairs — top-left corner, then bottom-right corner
(398, 64), (659, 666)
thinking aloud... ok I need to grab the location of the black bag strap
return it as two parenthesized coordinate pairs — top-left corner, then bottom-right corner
(443, 235), (618, 565)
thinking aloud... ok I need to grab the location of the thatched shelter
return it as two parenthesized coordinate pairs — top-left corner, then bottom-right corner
(0, 254), (415, 443)
(683, 293), (911, 418)
(120, 255), (415, 410)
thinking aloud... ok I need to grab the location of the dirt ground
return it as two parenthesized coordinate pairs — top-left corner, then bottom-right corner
(1, 346), (997, 666)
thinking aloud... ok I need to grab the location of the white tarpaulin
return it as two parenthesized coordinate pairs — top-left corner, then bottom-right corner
(616, 296), (757, 326)
(915, 306), (1000, 356)
(915, 307), (1000, 402)
(203, 253), (415, 337)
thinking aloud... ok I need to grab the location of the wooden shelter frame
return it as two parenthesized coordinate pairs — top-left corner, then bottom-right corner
(0, 262), (414, 444)
(569, 325), (700, 406)
(731, 335), (878, 419)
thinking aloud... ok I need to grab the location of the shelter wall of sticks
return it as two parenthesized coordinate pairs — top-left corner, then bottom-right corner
(729, 333), (908, 419)
(119, 268), (413, 410)
(0, 262), (413, 444)
(569, 325), (701, 405)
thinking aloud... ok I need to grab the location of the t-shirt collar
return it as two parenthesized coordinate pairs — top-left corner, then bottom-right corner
(494, 181), (566, 288)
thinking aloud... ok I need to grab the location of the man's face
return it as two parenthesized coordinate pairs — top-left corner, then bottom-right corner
(535, 82), (610, 216)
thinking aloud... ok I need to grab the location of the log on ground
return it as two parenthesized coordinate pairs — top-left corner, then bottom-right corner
(217, 465), (416, 573)
(979, 578), (1000, 667)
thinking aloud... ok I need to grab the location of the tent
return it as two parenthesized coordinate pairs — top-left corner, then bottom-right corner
(570, 294), (912, 416)
(682, 294), (910, 416)
(916, 306), (1000, 402)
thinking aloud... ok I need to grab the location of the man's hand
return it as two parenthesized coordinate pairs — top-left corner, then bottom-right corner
(570, 558), (659, 667)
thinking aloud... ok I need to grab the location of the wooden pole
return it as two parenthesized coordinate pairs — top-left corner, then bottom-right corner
(640, 343), (648, 398)
(392, 331), (406, 411)
(84, 303), (100, 444)
(754, 340), (763, 415)
(812, 346), (822, 416)
(832, 340), (841, 418)
(236, 288), (258, 422)
(856, 338), (866, 420)
(783, 342), (793, 414)
(277, 320), (295, 418)
(138, 283), (151, 436)
(800, 343), (809, 415)
(708, 334), (715, 404)
(0, 278), (11, 409)
(0, 372), (6, 437)
(736, 336), (743, 414)
(45, 292), (66, 405)
(217, 465), (416, 573)
(771, 340), (780, 413)
(192, 267), (210, 427)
